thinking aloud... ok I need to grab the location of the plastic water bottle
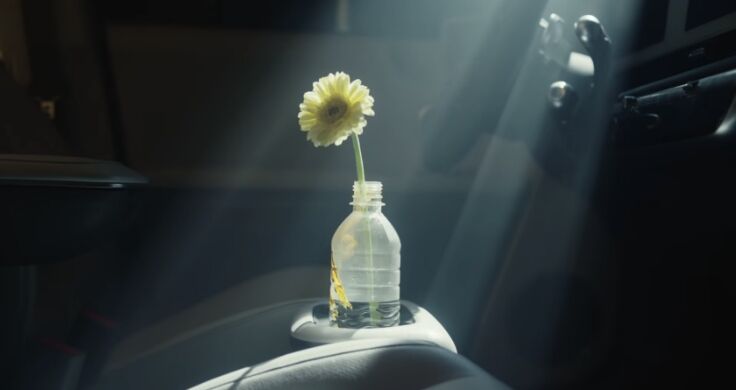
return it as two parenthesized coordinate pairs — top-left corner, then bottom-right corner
(330, 181), (401, 328)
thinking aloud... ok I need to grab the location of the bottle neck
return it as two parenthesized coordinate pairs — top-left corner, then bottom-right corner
(353, 203), (382, 212)
(351, 181), (384, 212)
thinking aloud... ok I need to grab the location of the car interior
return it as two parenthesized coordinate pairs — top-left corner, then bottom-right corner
(1, 0), (735, 389)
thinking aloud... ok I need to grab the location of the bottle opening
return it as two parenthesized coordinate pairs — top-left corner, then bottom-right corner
(351, 181), (383, 207)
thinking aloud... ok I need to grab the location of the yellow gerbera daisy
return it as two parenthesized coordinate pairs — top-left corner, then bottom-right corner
(298, 72), (375, 147)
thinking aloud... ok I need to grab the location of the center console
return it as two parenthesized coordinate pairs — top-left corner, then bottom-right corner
(93, 299), (469, 389)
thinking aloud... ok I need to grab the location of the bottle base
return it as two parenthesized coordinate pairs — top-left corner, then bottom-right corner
(331, 300), (400, 328)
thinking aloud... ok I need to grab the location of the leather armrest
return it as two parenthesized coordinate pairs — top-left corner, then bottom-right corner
(191, 339), (509, 390)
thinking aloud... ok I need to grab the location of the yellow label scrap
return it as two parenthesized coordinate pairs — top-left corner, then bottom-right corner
(330, 255), (352, 310)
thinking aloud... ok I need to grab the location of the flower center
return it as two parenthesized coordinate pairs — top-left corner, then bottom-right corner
(323, 99), (348, 123)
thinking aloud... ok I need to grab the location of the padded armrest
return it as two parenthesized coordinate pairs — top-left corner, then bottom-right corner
(0, 154), (146, 188)
(0, 154), (146, 264)
(190, 339), (509, 390)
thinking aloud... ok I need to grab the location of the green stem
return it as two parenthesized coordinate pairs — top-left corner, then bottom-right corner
(351, 133), (379, 325)
(351, 133), (365, 184)
(366, 216), (378, 325)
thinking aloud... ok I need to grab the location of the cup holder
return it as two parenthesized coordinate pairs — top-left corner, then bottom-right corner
(290, 300), (456, 353)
